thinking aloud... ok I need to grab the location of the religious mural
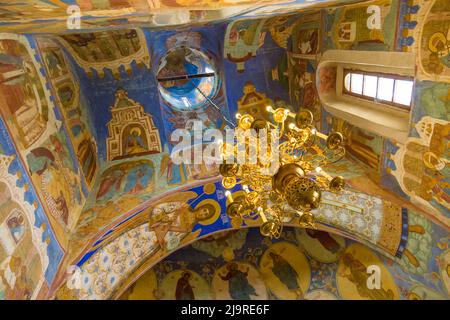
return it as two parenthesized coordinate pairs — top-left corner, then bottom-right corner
(337, 243), (400, 299)
(224, 18), (267, 72)
(59, 26), (227, 267)
(291, 11), (322, 58)
(326, 115), (384, 181)
(416, 0), (450, 82)
(0, 0), (448, 302)
(316, 0), (449, 229)
(0, 37), (49, 149)
(266, 15), (295, 50)
(387, 115), (449, 225)
(237, 82), (273, 122)
(286, 12), (323, 126)
(38, 38), (98, 187)
(0, 183), (43, 300)
(288, 57), (321, 126)
(95, 160), (156, 202)
(325, 0), (403, 51)
(57, 183), (226, 300)
(119, 227), (450, 300)
(106, 89), (162, 161)
(59, 29), (150, 77)
(0, 0), (362, 34)
(49, 3), (442, 300)
(0, 34), (88, 246)
(54, 171), (443, 300)
(0, 117), (63, 300)
(223, 12), (292, 120)
(26, 130), (85, 232)
(379, 78), (449, 228)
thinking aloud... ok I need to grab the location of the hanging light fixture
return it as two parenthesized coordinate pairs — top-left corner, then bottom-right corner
(219, 106), (346, 238)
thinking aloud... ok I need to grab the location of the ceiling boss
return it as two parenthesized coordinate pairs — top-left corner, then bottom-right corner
(220, 106), (346, 238)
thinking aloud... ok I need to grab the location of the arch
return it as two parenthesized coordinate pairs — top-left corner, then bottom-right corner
(57, 183), (415, 300)
(116, 224), (450, 300)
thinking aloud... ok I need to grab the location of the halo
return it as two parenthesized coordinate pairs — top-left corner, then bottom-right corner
(130, 127), (142, 136)
(423, 151), (445, 171)
(428, 32), (447, 53)
(194, 198), (221, 226)
(203, 183), (216, 195)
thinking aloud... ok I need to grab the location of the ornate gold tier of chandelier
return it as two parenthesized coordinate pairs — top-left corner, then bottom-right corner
(219, 106), (346, 238)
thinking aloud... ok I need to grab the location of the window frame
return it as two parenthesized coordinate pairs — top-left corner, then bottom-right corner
(343, 69), (414, 110)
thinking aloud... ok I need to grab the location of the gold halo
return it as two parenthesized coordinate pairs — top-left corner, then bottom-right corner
(423, 151), (444, 170)
(203, 183), (216, 195)
(130, 127), (142, 136)
(194, 198), (221, 226)
(428, 32), (447, 53)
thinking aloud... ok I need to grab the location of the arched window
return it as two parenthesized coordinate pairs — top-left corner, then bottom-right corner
(156, 47), (218, 111)
(317, 50), (415, 143)
(343, 70), (414, 109)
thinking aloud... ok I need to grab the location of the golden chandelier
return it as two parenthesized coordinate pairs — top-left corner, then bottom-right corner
(219, 106), (346, 238)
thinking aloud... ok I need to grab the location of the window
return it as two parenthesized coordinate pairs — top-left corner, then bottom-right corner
(317, 50), (415, 143)
(157, 47), (218, 111)
(343, 70), (414, 109)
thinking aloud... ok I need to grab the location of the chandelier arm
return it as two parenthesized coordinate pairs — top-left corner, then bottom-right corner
(304, 131), (318, 148)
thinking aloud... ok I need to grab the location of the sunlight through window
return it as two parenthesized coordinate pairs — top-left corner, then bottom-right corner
(377, 77), (394, 102)
(393, 79), (414, 106)
(344, 70), (413, 109)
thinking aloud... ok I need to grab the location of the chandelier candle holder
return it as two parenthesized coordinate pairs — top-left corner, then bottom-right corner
(219, 106), (346, 238)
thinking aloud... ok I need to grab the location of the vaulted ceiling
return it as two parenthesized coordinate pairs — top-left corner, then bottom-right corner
(0, 0), (449, 300)
(0, 0), (359, 33)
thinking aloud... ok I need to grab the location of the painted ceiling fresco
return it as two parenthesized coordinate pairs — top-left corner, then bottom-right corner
(119, 227), (450, 300)
(0, 0), (361, 33)
(0, 0), (448, 300)
(55, 176), (446, 300)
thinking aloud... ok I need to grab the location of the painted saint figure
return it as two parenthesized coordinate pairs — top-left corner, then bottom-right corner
(427, 31), (450, 74)
(340, 253), (394, 300)
(123, 164), (154, 194)
(96, 169), (125, 200)
(306, 229), (341, 254)
(175, 271), (195, 300)
(268, 252), (303, 299)
(7, 212), (25, 243)
(45, 50), (65, 78)
(219, 263), (257, 300)
(160, 153), (188, 185)
(124, 128), (148, 156)
(158, 47), (201, 93)
(193, 203), (216, 221)
(0, 256), (32, 300)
